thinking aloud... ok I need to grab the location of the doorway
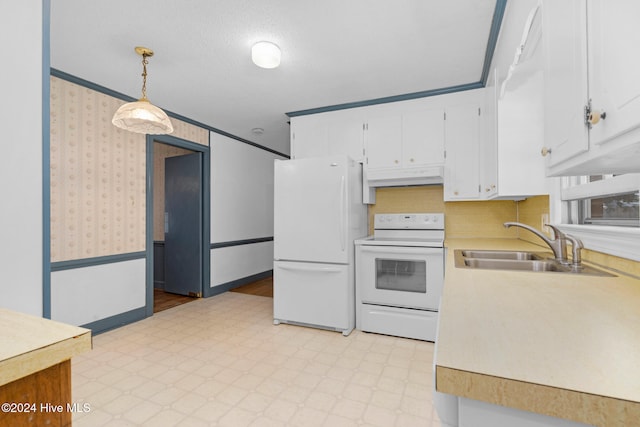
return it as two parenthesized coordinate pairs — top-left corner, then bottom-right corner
(146, 136), (210, 315)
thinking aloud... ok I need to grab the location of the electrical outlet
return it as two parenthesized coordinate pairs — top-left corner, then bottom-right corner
(541, 214), (550, 234)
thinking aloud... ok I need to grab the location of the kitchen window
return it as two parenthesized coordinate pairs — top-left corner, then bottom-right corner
(556, 173), (640, 260)
(563, 174), (640, 227)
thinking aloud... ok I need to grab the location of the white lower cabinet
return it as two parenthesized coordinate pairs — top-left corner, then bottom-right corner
(458, 398), (593, 427)
(435, 395), (594, 427)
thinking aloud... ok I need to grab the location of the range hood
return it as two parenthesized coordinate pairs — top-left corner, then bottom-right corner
(362, 165), (444, 204)
(365, 165), (444, 187)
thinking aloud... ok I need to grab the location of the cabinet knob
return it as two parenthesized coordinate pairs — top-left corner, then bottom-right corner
(541, 147), (552, 157)
(410, 158), (414, 162)
(587, 110), (607, 125)
(454, 191), (459, 196)
(394, 160), (399, 164)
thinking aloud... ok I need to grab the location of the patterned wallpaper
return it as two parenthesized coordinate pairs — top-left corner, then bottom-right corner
(50, 76), (208, 262)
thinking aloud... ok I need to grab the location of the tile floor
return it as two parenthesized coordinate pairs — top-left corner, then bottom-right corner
(71, 292), (443, 426)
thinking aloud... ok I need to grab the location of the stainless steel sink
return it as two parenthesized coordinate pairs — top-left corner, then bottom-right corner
(454, 249), (615, 276)
(461, 250), (543, 260)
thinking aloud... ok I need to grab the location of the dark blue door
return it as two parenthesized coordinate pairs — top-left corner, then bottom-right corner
(164, 153), (203, 296)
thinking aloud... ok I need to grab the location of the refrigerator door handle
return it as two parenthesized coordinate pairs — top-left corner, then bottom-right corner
(278, 264), (343, 273)
(340, 175), (346, 252)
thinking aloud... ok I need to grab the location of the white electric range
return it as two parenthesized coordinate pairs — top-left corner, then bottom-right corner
(355, 213), (445, 341)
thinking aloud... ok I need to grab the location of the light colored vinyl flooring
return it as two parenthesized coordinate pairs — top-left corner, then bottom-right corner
(71, 292), (443, 426)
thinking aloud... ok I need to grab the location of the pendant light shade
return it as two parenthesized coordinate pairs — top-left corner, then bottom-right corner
(112, 47), (173, 135)
(112, 100), (173, 134)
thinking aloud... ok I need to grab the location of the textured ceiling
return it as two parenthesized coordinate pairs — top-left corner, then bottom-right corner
(50, 0), (498, 155)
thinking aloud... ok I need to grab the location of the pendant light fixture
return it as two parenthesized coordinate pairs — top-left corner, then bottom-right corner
(112, 46), (174, 134)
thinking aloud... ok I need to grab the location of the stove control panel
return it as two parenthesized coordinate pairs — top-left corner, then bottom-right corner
(374, 213), (444, 230)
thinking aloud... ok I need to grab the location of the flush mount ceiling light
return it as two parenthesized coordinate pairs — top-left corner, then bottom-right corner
(112, 46), (174, 134)
(251, 41), (281, 69)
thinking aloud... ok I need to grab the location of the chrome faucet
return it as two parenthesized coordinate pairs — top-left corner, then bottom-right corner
(503, 222), (569, 264)
(565, 234), (584, 267)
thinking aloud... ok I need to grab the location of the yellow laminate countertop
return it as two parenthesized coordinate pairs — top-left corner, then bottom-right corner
(435, 238), (640, 427)
(0, 308), (92, 386)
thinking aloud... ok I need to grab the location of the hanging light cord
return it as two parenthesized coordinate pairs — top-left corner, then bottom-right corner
(140, 53), (149, 101)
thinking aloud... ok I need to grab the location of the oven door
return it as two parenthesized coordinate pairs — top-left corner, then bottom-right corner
(357, 245), (443, 310)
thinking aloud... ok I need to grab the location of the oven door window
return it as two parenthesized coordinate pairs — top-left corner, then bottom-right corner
(375, 258), (426, 293)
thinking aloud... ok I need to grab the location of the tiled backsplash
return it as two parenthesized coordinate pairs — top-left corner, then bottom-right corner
(369, 186), (640, 277)
(368, 186), (522, 238)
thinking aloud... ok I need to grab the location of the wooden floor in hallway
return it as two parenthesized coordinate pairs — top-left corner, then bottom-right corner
(154, 274), (273, 313)
(230, 275), (273, 298)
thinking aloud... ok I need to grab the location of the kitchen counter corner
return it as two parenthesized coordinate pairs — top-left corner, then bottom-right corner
(0, 308), (92, 387)
(435, 238), (640, 426)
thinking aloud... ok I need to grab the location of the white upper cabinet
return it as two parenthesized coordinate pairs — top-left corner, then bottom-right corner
(290, 117), (330, 159)
(587, 0), (640, 146)
(482, 2), (549, 200)
(543, 0), (640, 176)
(364, 115), (403, 169)
(364, 109), (445, 170)
(403, 109), (446, 167)
(542, 0), (589, 168)
(290, 113), (364, 161)
(444, 104), (481, 200)
(327, 118), (364, 159)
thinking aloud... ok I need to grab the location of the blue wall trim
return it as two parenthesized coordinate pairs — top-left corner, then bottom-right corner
(49, 68), (289, 159)
(210, 237), (274, 250)
(481, 0), (508, 85)
(204, 270), (273, 298)
(286, 0), (507, 118)
(51, 252), (146, 272)
(42, 0), (52, 318)
(285, 82), (484, 117)
(81, 306), (147, 335)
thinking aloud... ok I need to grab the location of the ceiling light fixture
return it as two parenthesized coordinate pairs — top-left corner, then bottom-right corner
(251, 41), (281, 69)
(112, 46), (174, 134)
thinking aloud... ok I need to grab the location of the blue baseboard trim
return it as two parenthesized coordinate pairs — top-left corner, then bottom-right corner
(81, 270), (272, 332)
(210, 237), (274, 250)
(80, 306), (147, 335)
(204, 270), (273, 298)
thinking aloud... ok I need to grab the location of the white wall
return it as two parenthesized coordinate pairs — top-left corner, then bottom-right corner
(51, 259), (145, 326)
(210, 132), (286, 289)
(210, 242), (274, 287)
(0, 1), (44, 316)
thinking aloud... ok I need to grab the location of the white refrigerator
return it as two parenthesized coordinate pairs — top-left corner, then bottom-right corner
(273, 155), (368, 336)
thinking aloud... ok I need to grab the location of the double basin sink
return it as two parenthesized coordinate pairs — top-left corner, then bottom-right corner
(454, 249), (615, 276)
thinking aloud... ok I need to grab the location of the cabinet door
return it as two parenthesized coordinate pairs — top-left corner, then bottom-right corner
(365, 115), (402, 169)
(588, 0), (640, 146)
(290, 118), (329, 159)
(542, 0), (589, 167)
(402, 109), (445, 167)
(444, 104), (481, 200)
(327, 118), (364, 161)
(481, 70), (498, 198)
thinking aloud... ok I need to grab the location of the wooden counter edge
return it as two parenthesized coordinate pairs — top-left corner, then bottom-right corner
(435, 365), (640, 427)
(0, 330), (91, 387)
